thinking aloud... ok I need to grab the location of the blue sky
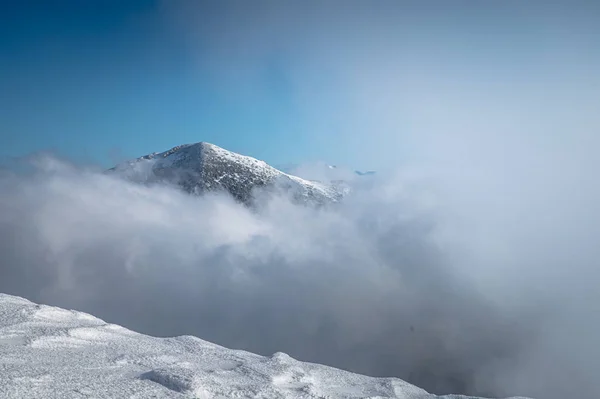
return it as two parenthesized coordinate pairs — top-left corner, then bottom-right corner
(1, 1), (599, 170)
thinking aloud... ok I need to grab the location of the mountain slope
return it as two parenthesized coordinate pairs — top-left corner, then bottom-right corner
(0, 294), (531, 399)
(108, 142), (343, 205)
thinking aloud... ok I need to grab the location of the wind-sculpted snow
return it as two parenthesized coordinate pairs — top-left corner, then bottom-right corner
(0, 294), (530, 399)
(109, 142), (343, 205)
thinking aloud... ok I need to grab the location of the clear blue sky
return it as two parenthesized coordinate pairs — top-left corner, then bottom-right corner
(1, 1), (599, 169)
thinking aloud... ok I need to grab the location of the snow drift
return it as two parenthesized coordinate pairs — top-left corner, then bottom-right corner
(0, 293), (531, 399)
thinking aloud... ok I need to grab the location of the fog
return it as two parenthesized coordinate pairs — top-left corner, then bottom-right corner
(153, 2), (600, 397)
(0, 146), (599, 398)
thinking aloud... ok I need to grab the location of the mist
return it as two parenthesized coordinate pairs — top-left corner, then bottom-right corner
(0, 145), (598, 398)
(156, 4), (600, 397)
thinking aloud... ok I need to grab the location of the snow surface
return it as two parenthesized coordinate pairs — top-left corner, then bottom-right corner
(0, 294), (531, 399)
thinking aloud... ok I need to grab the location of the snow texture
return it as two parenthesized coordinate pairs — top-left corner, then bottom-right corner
(0, 293), (531, 399)
(108, 142), (343, 205)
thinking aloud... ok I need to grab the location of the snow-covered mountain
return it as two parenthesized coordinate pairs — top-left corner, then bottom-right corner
(108, 142), (343, 205)
(0, 293), (531, 399)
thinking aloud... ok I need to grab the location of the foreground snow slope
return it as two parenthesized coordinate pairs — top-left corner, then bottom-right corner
(0, 294), (529, 399)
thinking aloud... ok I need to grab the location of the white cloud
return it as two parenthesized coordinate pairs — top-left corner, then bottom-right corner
(1, 152), (599, 398)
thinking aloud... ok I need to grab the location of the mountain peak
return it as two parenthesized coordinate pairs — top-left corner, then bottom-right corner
(109, 142), (343, 205)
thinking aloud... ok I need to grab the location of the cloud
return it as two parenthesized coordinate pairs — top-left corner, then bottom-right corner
(1, 152), (599, 399)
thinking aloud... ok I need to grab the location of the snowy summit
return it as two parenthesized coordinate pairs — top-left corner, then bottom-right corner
(0, 294), (530, 399)
(109, 142), (344, 205)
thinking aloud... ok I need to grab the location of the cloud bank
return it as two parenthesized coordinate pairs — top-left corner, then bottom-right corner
(1, 152), (599, 399)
